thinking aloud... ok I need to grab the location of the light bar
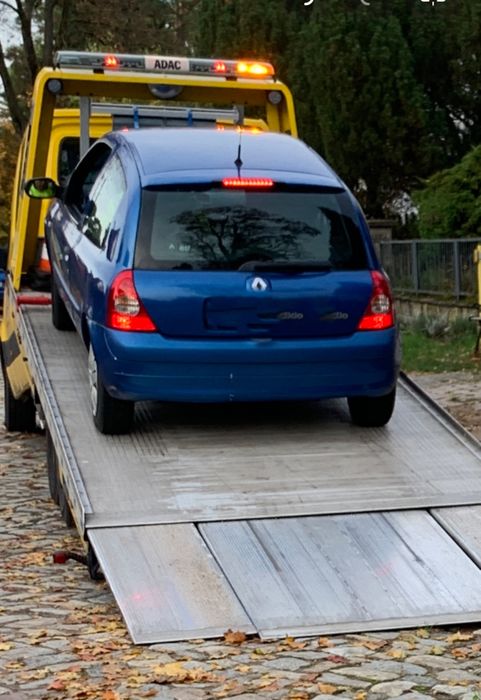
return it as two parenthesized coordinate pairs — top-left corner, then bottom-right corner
(223, 178), (274, 188)
(54, 51), (275, 79)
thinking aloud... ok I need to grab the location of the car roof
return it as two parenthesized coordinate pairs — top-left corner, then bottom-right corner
(107, 128), (342, 188)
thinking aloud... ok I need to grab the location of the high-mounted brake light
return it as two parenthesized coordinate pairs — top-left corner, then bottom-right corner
(357, 271), (395, 331)
(54, 51), (276, 80)
(222, 178), (274, 188)
(106, 270), (156, 332)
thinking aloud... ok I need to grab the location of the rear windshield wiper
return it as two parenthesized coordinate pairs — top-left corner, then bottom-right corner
(240, 260), (333, 273)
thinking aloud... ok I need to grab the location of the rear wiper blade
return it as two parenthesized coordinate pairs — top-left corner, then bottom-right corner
(250, 261), (332, 273)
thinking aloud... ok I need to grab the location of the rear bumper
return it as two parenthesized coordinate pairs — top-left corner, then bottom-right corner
(90, 324), (400, 402)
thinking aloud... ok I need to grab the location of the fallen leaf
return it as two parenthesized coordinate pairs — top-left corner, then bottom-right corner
(48, 679), (66, 691)
(102, 692), (120, 700)
(235, 665), (251, 673)
(451, 647), (469, 659)
(18, 668), (50, 681)
(415, 628), (430, 639)
(355, 638), (388, 651)
(317, 636), (331, 648)
(126, 674), (150, 688)
(153, 661), (221, 684)
(0, 642), (14, 651)
(318, 683), (340, 694)
(430, 645), (445, 655)
(355, 692), (367, 700)
(224, 629), (247, 645)
(278, 636), (307, 650)
(28, 629), (49, 645)
(387, 648), (406, 660)
(257, 674), (277, 687)
(212, 679), (244, 698)
(326, 654), (348, 664)
(446, 631), (474, 643)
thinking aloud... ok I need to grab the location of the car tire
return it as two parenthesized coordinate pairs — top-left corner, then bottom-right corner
(4, 372), (36, 432)
(348, 388), (396, 428)
(51, 274), (74, 331)
(88, 345), (134, 435)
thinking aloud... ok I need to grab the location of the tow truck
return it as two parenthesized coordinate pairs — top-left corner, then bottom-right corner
(3, 51), (481, 644)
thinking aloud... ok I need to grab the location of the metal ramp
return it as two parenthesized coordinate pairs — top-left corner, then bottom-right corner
(20, 307), (481, 642)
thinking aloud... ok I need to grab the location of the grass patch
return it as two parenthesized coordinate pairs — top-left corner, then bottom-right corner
(401, 316), (481, 373)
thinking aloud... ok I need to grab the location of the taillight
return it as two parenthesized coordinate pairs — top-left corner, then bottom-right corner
(357, 271), (394, 331)
(106, 270), (156, 332)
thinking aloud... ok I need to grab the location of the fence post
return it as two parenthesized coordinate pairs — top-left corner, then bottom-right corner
(411, 240), (419, 293)
(453, 240), (461, 300)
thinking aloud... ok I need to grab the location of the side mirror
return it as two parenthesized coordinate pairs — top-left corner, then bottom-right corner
(24, 177), (60, 199)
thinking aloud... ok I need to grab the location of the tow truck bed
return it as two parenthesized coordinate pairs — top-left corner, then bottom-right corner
(19, 306), (481, 642)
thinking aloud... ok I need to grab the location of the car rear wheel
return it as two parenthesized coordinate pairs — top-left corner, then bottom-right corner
(88, 345), (134, 435)
(51, 274), (74, 331)
(348, 388), (396, 428)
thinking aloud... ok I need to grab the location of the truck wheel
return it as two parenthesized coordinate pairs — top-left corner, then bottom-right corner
(51, 274), (74, 331)
(87, 544), (104, 581)
(46, 429), (60, 504)
(348, 388), (396, 427)
(4, 374), (36, 432)
(88, 345), (134, 435)
(58, 481), (74, 528)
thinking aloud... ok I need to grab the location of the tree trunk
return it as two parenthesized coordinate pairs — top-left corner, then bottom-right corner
(15, 0), (38, 84)
(43, 0), (55, 66)
(0, 40), (27, 134)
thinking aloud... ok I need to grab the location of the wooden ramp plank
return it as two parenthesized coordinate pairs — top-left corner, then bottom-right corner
(89, 524), (255, 644)
(201, 512), (481, 638)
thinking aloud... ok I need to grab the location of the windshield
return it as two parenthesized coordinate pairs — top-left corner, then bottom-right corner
(135, 187), (368, 271)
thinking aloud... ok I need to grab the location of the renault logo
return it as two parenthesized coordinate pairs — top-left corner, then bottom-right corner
(250, 277), (269, 292)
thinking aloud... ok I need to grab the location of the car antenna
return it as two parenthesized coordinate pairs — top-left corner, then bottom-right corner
(234, 134), (243, 176)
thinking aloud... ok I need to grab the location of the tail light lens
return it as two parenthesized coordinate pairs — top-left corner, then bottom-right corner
(357, 271), (395, 331)
(106, 270), (156, 332)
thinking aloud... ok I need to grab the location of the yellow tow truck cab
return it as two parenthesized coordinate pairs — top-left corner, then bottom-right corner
(1, 51), (297, 431)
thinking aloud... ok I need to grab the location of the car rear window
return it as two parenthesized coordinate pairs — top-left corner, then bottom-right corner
(135, 187), (368, 271)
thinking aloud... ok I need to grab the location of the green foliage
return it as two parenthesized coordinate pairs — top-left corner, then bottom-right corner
(416, 146), (481, 239)
(0, 121), (20, 241)
(402, 316), (480, 373)
(196, 0), (481, 218)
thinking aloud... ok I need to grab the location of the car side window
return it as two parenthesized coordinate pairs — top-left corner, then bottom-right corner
(81, 155), (126, 248)
(64, 142), (112, 216)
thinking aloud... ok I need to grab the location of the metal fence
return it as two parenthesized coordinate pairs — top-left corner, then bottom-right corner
(379, 238), (481, 301)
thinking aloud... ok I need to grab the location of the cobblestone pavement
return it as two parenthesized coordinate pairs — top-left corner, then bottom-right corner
(2, 375), (481, 700)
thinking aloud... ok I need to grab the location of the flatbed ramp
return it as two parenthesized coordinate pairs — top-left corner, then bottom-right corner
(21, 307), (481, 642)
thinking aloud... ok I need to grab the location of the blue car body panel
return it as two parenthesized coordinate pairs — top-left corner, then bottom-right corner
(45, 128), (400, 405)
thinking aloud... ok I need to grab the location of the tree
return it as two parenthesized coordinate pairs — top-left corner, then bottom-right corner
(0, 120), (20, 240)
(416, 146), (481, 239)
(0, 0), (204, 134)
(195, 0), (481, 219)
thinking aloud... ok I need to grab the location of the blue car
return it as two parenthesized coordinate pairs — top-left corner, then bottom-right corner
(26, 129), (399, 434)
